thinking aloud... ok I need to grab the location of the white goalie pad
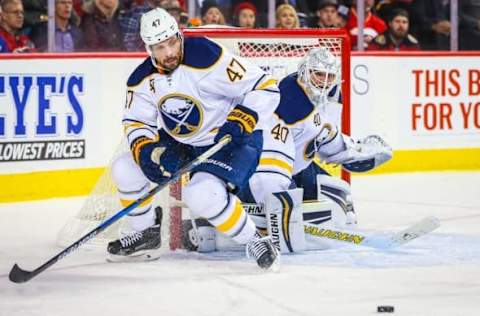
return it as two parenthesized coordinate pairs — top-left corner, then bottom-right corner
(322, 134), (393, 173)
(316, 174), (357, 228)
(265, 189), (306, 253)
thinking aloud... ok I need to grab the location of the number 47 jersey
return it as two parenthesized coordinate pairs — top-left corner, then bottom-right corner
(122, 36), (282, 150)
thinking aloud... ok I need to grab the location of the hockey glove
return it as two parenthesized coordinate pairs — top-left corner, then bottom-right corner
(131, 137), (174, 183)
(324, 135), (393, 173)
(214, 105), (258, 147)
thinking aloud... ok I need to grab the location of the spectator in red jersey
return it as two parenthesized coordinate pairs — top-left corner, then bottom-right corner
(346, 0), (387, 49)
(80, 0), (125, 51)
(0, 0), (35, 53)
(276, 3), (300, 29)
(367, 8), (420, 51)
(233, 2), (257, 28)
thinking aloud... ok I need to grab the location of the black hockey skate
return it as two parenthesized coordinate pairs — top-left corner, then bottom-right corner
(246, 231), (280, 270)
(107, 207), (163, 262)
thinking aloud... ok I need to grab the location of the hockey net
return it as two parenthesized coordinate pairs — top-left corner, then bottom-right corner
(56, 29), (351, 251)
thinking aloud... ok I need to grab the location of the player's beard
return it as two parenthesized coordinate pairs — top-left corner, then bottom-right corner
(161, 56), (181, 72)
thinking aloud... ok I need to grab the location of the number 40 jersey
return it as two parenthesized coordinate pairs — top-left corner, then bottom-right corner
(275, 73), (345, 175)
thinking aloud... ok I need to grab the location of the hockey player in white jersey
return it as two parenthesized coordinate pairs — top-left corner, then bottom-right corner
(184, 47), (393, 254)
(107, 8), (292, 269)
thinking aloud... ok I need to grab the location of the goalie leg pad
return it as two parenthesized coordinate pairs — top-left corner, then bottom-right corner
(112, 153), (155, 231)
(317, 174), (357, 227)
(181, 219), (216, 253)
(266, 188), (306, 253)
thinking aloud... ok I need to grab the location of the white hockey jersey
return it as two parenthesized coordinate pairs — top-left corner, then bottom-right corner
(123, 37), (280, 150)
(276, 73), (345, 175)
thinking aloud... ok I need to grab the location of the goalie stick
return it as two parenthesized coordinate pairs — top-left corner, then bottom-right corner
(9, 136), (231, 284)
(304, 216), (440, 249)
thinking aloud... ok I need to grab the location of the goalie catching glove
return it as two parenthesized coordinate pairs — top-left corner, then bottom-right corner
(320, 134), (393, 173)
(214, 104), (258, 147)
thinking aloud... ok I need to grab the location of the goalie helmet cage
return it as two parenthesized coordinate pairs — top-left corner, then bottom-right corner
(56, 28), (351, 251)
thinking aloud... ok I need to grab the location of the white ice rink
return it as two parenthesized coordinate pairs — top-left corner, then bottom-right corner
(1, 172), (479, 316)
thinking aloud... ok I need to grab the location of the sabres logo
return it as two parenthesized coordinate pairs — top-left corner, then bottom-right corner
(303, 124), (335, 161)
(158, 93), (203, 138)
(304, 137), (320, 161)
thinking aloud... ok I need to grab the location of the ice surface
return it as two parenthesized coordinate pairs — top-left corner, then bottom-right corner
(1, 172), (479, 316)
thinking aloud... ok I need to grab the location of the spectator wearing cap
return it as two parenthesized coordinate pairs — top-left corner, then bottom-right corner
(233, 2), (256, 28)
(201, 0), (226, 25)
(346, 0), (387, 49)
(375, 0), (414, 23)
(276, 3), (300, 29)
(311, 0), (338, 28)
(368, 8), (420, 51)
(0, 0), (36, 52)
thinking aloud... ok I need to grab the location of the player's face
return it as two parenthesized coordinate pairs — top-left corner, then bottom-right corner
(238, 9), (255, 28)
(310, 70), (336, 90)
(390, 16), (409, 38)
(150, 36), (182, 71)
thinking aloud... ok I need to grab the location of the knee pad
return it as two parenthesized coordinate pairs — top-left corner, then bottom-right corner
(112, 152), (149, 193)
(248, 172), (292, 204)
(183, 172), (227, 218)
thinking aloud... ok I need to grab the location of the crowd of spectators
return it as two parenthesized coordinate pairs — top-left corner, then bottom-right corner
(0, 0), (479, 53)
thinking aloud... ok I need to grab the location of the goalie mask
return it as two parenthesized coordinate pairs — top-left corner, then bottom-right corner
(298, 47), (341, 104)
(140, 8), (184, 70)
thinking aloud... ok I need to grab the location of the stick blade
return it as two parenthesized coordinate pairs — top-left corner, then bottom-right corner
(9, 263), (34, 283)
(390, 216), (441, 246)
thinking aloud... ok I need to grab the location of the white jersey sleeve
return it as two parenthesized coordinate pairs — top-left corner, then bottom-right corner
(122, 58), (160, 150)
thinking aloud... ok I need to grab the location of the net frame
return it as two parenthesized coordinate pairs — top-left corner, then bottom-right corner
(56, 28), (351, 251)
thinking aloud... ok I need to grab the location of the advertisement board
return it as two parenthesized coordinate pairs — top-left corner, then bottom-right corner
(1, 52), (479, 201)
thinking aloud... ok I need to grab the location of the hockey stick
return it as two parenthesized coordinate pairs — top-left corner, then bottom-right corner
(9, 135), (231, 283)
(304, 216), (440, 249)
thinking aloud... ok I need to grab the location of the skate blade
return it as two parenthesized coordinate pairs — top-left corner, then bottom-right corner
(267, 259), (280, 272)
(106, 249), (162, 263)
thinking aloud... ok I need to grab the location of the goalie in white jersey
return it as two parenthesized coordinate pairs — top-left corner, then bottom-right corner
(184, 47), (393, 253)
(107, 8), (294, 269)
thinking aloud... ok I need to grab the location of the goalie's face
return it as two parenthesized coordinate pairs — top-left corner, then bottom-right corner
(309, 69), (337, 91)
(150, 35), (182, 72)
